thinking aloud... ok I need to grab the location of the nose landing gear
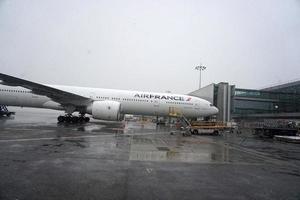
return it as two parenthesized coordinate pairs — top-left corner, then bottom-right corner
(57, 114), (90, 124)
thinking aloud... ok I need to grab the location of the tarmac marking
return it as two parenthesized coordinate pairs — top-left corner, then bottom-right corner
(146, 168), (153, 174)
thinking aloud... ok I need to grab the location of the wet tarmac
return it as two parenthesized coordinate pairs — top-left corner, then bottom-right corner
(0, 108), (300, 200)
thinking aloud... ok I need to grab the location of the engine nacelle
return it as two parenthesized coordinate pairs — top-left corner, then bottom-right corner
(87, 101), (122, 121)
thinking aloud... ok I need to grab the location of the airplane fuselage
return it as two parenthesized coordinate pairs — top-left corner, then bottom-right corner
(0, 85), (218, 118)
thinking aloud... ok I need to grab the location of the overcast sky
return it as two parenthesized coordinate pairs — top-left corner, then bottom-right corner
(0, 0), (299, 94)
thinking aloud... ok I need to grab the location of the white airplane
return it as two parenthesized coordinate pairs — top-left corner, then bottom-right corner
(0, 73), (218, 123)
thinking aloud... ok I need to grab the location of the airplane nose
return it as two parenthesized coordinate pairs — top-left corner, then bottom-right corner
(212, 106), (219, 114)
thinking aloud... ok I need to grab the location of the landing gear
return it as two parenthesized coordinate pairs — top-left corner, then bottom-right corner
(0, 105), (15, 117)
(84, 117), (90, 122)
(57, 115), (65, 123)
(57, 114), (90, 124)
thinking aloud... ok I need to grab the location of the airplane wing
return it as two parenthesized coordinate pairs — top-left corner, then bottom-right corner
(0, 73), (91, 106)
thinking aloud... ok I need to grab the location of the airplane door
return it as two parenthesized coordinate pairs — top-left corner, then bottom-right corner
(168, 107), (182, 117)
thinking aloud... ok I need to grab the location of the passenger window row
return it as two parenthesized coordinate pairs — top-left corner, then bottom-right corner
(0, 89), (30, 93)
(166, 101), (193, 105)
(122, 98), (149, 102)
(96, 96), (109, 100)
(93, 96), (193, 106)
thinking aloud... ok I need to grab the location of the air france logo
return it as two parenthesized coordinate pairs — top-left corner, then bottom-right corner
(134, 94), (192, 102)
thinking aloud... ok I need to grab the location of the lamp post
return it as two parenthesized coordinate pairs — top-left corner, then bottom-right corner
(195, 65), (206, 89)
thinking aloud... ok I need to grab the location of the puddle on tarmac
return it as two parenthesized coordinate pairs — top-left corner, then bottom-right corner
(129, 149), (230, 163)
(129, 137), (231, 163)
(68, 121), (162, 134)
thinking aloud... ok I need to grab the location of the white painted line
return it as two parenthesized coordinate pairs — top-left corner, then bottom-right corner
(146, 168), (153, 174)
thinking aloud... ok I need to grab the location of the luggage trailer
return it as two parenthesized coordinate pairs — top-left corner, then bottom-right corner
(190, 121), (228, 136)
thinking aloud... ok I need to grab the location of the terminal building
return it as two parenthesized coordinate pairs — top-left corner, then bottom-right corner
(189, 80), (300, 122)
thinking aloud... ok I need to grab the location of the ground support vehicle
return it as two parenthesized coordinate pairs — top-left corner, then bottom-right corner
(252, 120), (299, 138)
(254, 127), (298, 138)
(190, 121), (227, 136)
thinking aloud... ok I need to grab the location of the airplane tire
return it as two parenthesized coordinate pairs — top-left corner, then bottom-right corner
(58, 116), (65, 123)
(78, 117), (84, 123)
(213, 130), (219, 136)
(84, 117), (90, 123)
(72, 116), (79, 123)
(65, 116), (72, 123)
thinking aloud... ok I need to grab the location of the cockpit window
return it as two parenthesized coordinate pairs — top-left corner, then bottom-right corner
(210, 104), (213, 107)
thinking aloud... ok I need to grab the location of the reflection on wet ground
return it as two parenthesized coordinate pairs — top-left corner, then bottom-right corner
(129, 135), (230, 163)
(0, 108), (300, 200)
(1, 109), (300, 166)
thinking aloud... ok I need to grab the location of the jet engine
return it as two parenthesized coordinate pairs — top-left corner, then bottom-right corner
(87, 101), (122, 121)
